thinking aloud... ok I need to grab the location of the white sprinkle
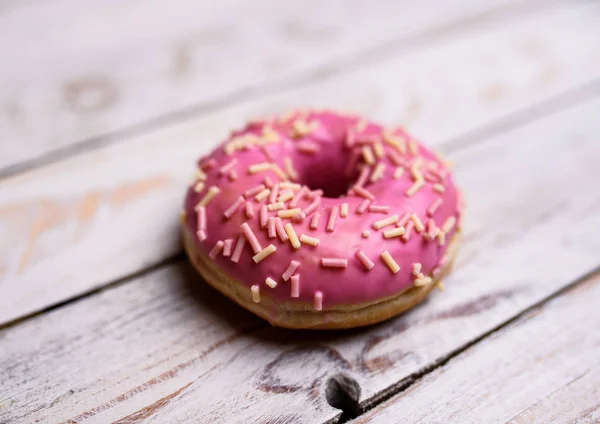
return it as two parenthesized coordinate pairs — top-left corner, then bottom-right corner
(340, 202), (349, 218)
(370, 163), (386, 182)
(383, 227), (406, 239)
(265, 277), (278, 288)
(284, 223), (301, 249)
(433, 183), (446, 193)
(362, 230), (370, 238)
(251, 285), (260, 303)
(393, 167), (405, 179)
(193, 181), (205, 193)
(412, 263), (422, 276)
(442, 216), (457, 233)
(255, 188), (271, 202)
(372, 214), (399, 230)
(362, 145), (375, 165)
(277, 190), (294, 203)
(406, 178), (425, 197)
(411, 214), (425, 233)
(267, 202), (285, 211)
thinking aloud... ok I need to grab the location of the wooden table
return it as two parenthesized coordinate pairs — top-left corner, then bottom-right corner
(1, 1), (599, 422)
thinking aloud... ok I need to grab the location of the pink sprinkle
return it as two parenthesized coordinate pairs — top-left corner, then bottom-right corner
(260, 205), (268, 229)
(345, 128), (356, 148)
(356, 199), (371, 215)
(196, 229), (207, 242)
(397, 211), (412, 227)
(289, 186), (308, 208)
(296, 141), (319, 154)
(368, 204), (390, 214)
(275, 217), (289, 242)
(197, 206), (207, 231)
(241, 222), (262, 253)
(224, 196), (245, 219)
(260, 145), (274, 162)
(387, 150), (404, 166)
(401, 220), (414, 242)
(245, 202), (255, 218)
(352, 186), (376, 201)
(310, 212), (321, 230)
(291, 274), (300, 298)
(219, 158), (238, 176)
(321, 258), (348, 268)
(231, 235), (246, 263)
(209, 240), (224, 259)
(314, 291), (323, 311)
(267, 217), (277, 238)
(304, 197), (321, 216)
(355, 166), (371, 188)
(427, 198), (443, 217)
(355, 250), (374, 271)
(263, 176), (274, 188)
(426, 219), (439, 241)
(228, 169), (238, 181)
(292, 212), (306, 222)
(282, 260), (300, 281)
(327, 206), (338, 233)
(268, 183), (280, 204)
(244, 184), (266, 198)
(309, 189), (324, 199)
(223, 239), (234, 256)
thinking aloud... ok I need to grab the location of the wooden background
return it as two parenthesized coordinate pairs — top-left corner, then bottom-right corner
(1, 0), (599, 422)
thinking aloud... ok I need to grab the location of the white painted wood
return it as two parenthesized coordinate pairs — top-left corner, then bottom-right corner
(353, 273), (600, 424)
(1, 1), (599, 326)
(0, 0), (531, 171)
(1, 94), (599, 424)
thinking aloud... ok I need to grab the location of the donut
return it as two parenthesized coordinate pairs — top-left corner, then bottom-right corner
(182, 110), (462, 329)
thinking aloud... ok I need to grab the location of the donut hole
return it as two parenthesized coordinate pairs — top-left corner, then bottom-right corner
(297, 149), (359, 198)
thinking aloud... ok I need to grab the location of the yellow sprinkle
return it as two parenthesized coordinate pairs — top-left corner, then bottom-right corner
(271, 164), (289, 180)
(197, 186), (220, 208)
(411, 214), (425, 232)
(340, 203), (349, 218)
(437, 231), (446, 246)
(299, 234), (320, 246)
(370, 163), (386, 182)
(406, 178), (425, 197)
(433, 183), (445, 193)
(362, 230), (370, 238)
(193, 181), (205, 193)
(267, 202), (285, 211)
(280, 182), (302, 190)
(381, 251), (400, 274)
(412, 263), (422, 276)
(192, 168), (207, 182)
(393, 167), (404, 179)
(372, 214), (399, 230)
(442, 216), (457, 233)
(373, 143), (385, 159)
(253, 244), (277, 263)
(248, 162), (272, 174)
(284, 223), (301, 249)
(277, 191), (294, 203)
(284, 157), (299, 180)
(383, 130), (407, 154)
(265, 277), (278, 288)
(383, 227), (405, 239)
(408, 140), (419, 155)
(278, 208), (302, 218)
(251, 285), (260, 303)
(262, 126), (280, 142)
(361, 146), (375, 165)
(255, 188), (271, 202)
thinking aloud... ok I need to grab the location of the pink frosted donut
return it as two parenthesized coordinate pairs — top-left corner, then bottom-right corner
(182, 110), (462, 329)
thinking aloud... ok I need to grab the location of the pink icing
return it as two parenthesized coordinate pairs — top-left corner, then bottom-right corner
(184, 110), (461, 311)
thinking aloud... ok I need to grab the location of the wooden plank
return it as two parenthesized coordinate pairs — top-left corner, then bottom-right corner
(353, 272), (600, 424)
(0, 0), (531, 172)
(1, 93), (600, 424)
(1, 1), (599, 326)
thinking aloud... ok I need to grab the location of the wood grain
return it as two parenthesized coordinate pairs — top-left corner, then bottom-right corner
(353, 272), (600, 424)
(1, 93), (599, 423)
(2, 1), (599, 326)
(0, 0), (531, 172)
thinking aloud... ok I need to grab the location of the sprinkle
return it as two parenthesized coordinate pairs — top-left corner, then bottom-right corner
(314, 291), (323, 311)
(352, 185), (376, 201)
(397, 212), (411, 227)
(278, 208), (302, 219)
(401, 220), (414, 242)
(437, 231), (446, 246)
(408, 139), (419, 155)
(260, 205), (269, 228)
(370, 163), (386, 182)
(290, 274), (300, 298)
(209, 240), (225, 259)
(263, 176), (274, 188)
(355, 250), (374, 271)
(345, 128), (356, 148)
(251, 285), (260, 303)
(284, 157), (299, 180)
(224, 196), (245, 219)
(228, 169), (238, 181)
(308, 189), (324, 198)
(255, 188), (271, 202)
(277, 190), (294, 203)
(253, 244), (277, 263)
(433, 183), (446, 193)
(340, 203), (349, 218)
(200, 158), (217, 170)
(270, 164), (289, 180)
(248, 162), (272, 174)
(192, 168), (207, 182)
(284, 223), (301, 249)
(383, 227), (406, 239)
(289, 187), (308, 208)
(197, 206), (207, 231)
(268, 183), (280, 204)
(261, 125), (280, 142)
(442, 216), (457, 233)
(362, 230), (370, 238)
(411, 214), (425, 233)
(221, 239), (234, 257)
(196, 229), (207, 242)
(197, 186), (220, 208)
(383, 130), (407, 154)
(241, 222), (262, 254)
(321, 258), (348, 268)
(373, 142), (385, 159)
(282, 260), (300, 281)
(356, 119), (367, 132)
(219, 158), (238, 176)
(327, 206), (339, 232)
(373, 214), (399, 230)
(280, 182), (302, 190)
(425, 219), (439, 240)
(310, 212), (321, 230)
(355, 166), (371, 188)
(410, 159), (423, 181)
(260, 145), (275, 162)
(406, 178), (425, 197)
(268, 202), (285, 211)
(304, 197), (321, 216)
(275, 217), (289, 242)
(244, 184), (266, 198)
(427, 198), (443, 217)
(415, 273), (433, 287)
(193, 181), (205, 193)
(381, 251), (400, 274)
(231, 235), (247, 263)
(361, 146), (375, 165)
(296, 141), (319, 154)
(267, 217), (277, 238)
(412, 263), (422, 276)
(368, 204), (390, 214)
(299, 234), (319, 246)
(292, 212), (306, 222)
(356, 199), (371, 215)
(393, 167), (404, 179)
